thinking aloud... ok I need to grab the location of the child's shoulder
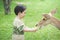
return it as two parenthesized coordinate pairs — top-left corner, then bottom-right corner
(13, 17), (24, 24)
(14, 17), (21, 23)
(13, 17), (24, 27)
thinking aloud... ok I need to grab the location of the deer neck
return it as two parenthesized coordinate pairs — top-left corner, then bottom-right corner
(50, 17), (60, 29)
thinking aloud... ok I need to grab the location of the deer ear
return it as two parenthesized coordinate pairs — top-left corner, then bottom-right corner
(50, 8), (57, 15)
(43, 14), (50, 19)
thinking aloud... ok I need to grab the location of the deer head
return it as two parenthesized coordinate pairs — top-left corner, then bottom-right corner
(36, 8), (57, 28)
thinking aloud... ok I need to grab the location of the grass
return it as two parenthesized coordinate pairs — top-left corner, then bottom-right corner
(0, 0), (60, 40)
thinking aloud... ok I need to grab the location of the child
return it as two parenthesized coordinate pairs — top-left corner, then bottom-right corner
(12, 4), (39, 40)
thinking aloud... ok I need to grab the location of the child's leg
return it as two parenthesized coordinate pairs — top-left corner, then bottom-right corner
(12, 34), (24, 40)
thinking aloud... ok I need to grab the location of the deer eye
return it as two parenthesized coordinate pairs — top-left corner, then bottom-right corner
(43, 18), (47, 21)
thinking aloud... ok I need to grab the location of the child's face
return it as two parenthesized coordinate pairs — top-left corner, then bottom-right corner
(19, 10), (26, 18)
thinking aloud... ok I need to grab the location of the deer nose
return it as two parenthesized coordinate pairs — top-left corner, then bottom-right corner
(35, 24), (38, 26)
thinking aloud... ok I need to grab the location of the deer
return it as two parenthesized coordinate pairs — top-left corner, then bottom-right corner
(36, 8), (60, 30)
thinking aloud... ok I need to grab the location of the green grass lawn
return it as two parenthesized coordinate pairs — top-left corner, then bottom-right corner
(0, 0), (60, 40)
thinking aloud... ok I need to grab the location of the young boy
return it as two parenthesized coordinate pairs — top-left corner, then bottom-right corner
(12, 4), (39, 40)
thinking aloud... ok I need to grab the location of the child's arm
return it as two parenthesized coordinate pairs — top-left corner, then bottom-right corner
(23, 26), (39, 32)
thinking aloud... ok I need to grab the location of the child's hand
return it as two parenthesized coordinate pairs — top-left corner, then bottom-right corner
(33, 27), (39, 32)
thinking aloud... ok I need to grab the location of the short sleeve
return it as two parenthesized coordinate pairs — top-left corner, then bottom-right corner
(16, 20), (24, 32)
(17, 25), (24, 32)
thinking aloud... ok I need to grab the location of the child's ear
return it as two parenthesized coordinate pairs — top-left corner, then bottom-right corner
(19, 12), (21, 13)
(18, 12), (21, 15)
